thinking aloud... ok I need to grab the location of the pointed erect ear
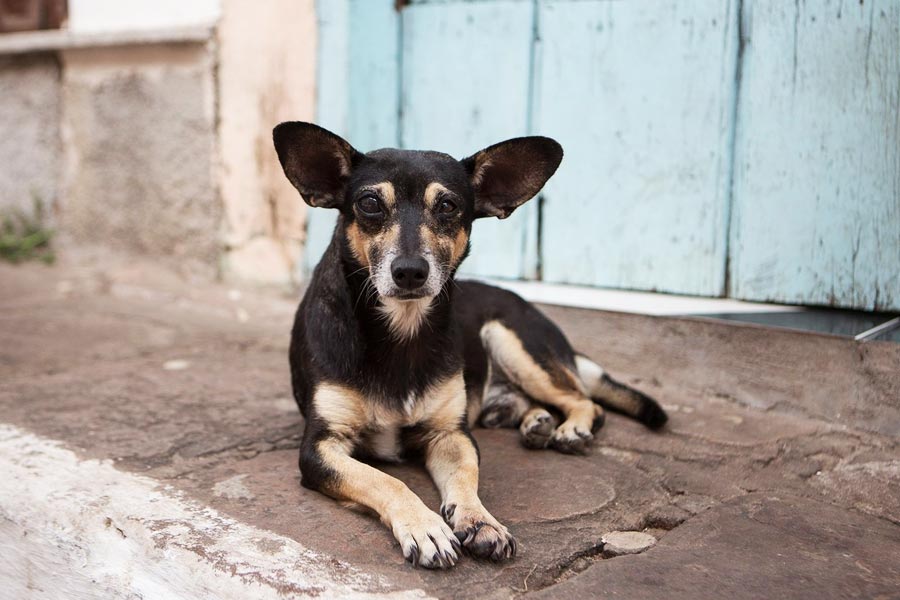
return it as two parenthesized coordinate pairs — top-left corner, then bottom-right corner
(461, 137), (563, 219)
(272, 122), (362, 209)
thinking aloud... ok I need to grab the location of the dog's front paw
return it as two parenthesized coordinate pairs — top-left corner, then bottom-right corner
(441, 503), (517, 562)
(392, 507), (462, 569)
(549, 419), (594, 454)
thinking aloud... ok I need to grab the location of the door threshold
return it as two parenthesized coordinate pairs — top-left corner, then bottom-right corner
(476, 278), (900, 342)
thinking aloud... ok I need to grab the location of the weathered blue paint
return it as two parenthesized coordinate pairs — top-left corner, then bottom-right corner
(729, 0), (900, 311)
(304, 0), (348, 276)
(348, 0), (401, 152)
(400, 0), (539, 279)
(310, 0), (900, 311)
(534, 0), (740, 296)
(305, 0), (400, 275)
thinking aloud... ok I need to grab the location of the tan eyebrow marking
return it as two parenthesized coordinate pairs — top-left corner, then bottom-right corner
(423, 182), (452, 210)
(362, 182), (396, 209)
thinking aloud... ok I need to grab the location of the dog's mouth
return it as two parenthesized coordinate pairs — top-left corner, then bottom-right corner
(388, 290), (434, 301)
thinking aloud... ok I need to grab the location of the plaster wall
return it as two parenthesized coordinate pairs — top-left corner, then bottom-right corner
(217, 0), (318, 284)
(0, 54), (60, 220)
(59, 43), (221, 277)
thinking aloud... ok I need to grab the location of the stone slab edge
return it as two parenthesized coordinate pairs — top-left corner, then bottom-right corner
(0, 424), (429, 600)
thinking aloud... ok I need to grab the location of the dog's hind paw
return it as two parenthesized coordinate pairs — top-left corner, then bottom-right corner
(548, 419), (594, 455)
(519, 408), (556, 449)
(394, 508), (462, 569)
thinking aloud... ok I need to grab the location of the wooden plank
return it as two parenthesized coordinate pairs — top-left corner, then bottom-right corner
(730, 0), (900, 311)
(348, 0), (401, 152)
(304, 0), (348, 275)
(305, 0), (400, 275)
(400, 0), (538, 280)
(535, 0), (739, 295)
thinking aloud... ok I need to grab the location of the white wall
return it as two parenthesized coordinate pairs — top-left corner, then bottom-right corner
(67, 0), (221, 32)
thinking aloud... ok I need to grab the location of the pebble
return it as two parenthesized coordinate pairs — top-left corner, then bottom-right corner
(163, 359), (190, 371)
(601, 531), (657, 556)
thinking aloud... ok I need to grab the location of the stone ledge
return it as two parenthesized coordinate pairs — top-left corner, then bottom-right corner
(0, 26), (214, 56)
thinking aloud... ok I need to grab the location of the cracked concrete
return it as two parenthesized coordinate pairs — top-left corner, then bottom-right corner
(1, 259), (899, 599)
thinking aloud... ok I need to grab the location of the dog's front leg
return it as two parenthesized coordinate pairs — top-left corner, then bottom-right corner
(307, 436), (462, 568)
(425, 431), (517, 561)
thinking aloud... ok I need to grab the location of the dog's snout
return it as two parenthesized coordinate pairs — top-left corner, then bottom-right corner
(391, 256), (430, 290)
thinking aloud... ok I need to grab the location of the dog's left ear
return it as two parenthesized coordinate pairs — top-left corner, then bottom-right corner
(462, 137), (563, 219)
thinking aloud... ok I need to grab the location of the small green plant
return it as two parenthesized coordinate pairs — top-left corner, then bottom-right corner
(0, 195), (55, 264)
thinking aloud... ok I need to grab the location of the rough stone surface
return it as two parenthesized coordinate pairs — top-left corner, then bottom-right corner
(0, 54), (60, 220)
(601, 531), (657, 556)
(530, 494), (900, 600)
(1, 260), (899, 599)
(539, 304), (900, 437)
(59, 44), (221, 278)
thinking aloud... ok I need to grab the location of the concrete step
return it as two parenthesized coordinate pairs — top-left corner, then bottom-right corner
(1, 261), (898, 599)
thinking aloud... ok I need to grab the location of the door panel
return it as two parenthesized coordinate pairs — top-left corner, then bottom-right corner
(400, 0), (539, 279)
(305, 0), (400, 274)
(534, 0), (739, 295)
(729, 0), (900, 310)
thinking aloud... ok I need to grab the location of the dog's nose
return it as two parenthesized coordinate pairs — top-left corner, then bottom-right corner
(391, 256), (429, 290)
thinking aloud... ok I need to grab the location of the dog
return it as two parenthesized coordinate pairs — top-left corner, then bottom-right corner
(273, 122), (668, 569)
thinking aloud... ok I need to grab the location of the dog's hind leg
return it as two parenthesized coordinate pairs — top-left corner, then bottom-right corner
(478, 369), (531, 429)
(478, 368), (559, 449)
(480, 320), (604, 454)
(574, 354), (668, 429)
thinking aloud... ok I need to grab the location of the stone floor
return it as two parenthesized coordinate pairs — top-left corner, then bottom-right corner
(1, 259), (899, 599)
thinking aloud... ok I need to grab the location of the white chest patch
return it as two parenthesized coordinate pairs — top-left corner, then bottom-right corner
(378, 297), (433, 340)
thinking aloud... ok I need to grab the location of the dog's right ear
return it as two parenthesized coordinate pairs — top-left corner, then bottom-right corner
(273, 122), (362, 209)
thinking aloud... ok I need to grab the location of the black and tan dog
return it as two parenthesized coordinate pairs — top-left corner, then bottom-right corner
(273, 122), (667, 569)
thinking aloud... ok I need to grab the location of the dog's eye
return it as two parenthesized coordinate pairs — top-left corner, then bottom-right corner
(356, 195), (383, 216)
(437, 199), (458, 215)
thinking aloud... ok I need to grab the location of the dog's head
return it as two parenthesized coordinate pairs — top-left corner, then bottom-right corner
(273, 122), (562, 300)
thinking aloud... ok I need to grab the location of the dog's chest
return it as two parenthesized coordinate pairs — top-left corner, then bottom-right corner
(359, 392), (435, 461)
(359, 380), (466, 460)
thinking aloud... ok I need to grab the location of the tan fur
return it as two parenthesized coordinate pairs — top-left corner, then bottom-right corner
(314, 374), (466, 437)
(317, 436), (460, 567)
(425, 430), (513, 557)
(419, 224), (469, 272)
(367, 181), (396, 209)
(378, 297), (433, 341)
(312, 380), (471, 567)
(480, 321), (602, 441)
(313, 383), (367, 438)
(451, 229), (469, 264)
(346, 182), (398, 268)
(423, 181), (451, 210)
(344, 222), (369, 267)
(416, 374), (468, 431)
(426, 431), (480, 507)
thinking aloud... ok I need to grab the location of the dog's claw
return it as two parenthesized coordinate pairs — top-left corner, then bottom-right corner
(406, 545), (419, 568)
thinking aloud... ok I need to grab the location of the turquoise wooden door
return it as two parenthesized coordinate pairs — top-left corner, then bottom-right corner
(308, 0), (900, 311)
(400, 0), (539, 279)
(534, 0), (739, 295)
(729, 0), (900, 311)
